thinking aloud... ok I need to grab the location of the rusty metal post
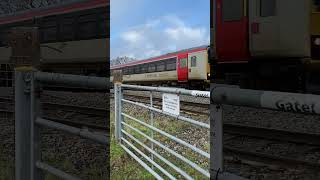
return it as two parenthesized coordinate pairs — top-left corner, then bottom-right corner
(10, 27), (42, 180)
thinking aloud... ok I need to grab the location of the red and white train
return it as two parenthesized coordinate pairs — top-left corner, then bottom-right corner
(211, 0), (320, 93)
(111, 46), (210, 89)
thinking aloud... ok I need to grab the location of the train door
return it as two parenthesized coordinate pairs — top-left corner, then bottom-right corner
(188, 51), (207, 80)
(249, 0), (310, 57)
(177, 53), (188, 82)
(215, 0), (249, 61)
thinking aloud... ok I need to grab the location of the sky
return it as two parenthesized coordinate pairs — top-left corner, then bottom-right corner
(110, 0), (210, 60)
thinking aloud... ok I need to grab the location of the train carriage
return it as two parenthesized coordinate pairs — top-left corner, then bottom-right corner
(211, 0), (320, 93)
(0, 0), (109, 87)
(111, 46), (210, 89)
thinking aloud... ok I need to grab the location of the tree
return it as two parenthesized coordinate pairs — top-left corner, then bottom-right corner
(110, 56), (136, 66)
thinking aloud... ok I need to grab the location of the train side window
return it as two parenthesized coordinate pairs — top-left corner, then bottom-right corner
(128, 67), (134, 75)
(148, 63), (156, 72)
(97, 8), (109, 38)
(156, 61), (165, 72)
(191, 56), (197, 67)
(134, 65), (141, 74)
(144, 64), (149, 73)
(166, 58), (177, 70)
(132, 66), (137, 74)
(0, 28), (8, 47)
(222, 0), (243, 21)
(60, 15), (75, 41)
(260, 0), (276, 17)
(77, 12), (97, 39)
(123, 68), (128, 75)
(40, 16), (58, 42)
(141, 64), (147, 73)
(180, 58), (187, 68)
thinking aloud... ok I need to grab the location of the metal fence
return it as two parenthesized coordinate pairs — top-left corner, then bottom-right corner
(210, 86), (320, 179)
(114, 84), (211, 179)
(15, 70), (109, 180)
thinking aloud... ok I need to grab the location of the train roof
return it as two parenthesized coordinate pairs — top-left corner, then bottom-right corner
(0, 0), (109, 25)
(111, 45), (208, 70)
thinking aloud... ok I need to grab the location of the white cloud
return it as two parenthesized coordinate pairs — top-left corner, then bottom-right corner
(122, 31), (143, 43)
(112, 15), (209, 59)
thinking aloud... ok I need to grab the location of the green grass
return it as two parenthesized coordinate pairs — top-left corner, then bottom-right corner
(0, 160), (14, 180)
(110, 112), (155, 180)
(43, 158), (106, 180)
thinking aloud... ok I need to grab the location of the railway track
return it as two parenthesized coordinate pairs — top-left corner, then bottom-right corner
(223, 123), (320, 170)
(3, 90), (320, 172)
(0, 98), (108, 130)
(224, 146), (320, 169)
(110, 91), (209, 115)
(224, 123), (320, 146)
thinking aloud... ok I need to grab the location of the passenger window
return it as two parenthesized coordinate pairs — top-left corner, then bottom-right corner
(123, 68), (128, 75)
(222, 0), (243, 21)
(41, 16), (58, 42)
(179, 58), (187, 68)
(77, 13), (97, 39)
(165, 58), (176, 70)
(141, 64), (147, 73)
(128, 67), (134, 75)
(148, 63), (156, 72)
(191, 56), (197, 67)
(134, 65), (140, 74)
(156, 61), (165, 71)
(260, 0), (276, 17)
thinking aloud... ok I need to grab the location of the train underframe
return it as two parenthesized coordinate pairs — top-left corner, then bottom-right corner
(213, 58), (320, 94)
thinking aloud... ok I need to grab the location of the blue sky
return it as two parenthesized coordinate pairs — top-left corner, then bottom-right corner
(111, 0), (210, 59)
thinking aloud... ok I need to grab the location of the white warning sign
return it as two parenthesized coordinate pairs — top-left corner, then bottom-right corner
(162, 93), (180, 116)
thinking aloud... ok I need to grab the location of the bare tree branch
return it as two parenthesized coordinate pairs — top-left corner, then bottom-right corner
(111, 56), (137, 66)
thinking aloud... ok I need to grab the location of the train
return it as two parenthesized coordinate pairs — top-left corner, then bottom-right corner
(0, 0), (109, 87)
(111, 0), (320, 93)
(110, 45), (211, 89)
(210, 0), (320, 94)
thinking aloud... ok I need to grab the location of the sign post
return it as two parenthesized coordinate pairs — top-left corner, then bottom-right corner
(162, 93), (180, 116)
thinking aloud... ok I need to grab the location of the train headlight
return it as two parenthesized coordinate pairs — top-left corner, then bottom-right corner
(208, 73), (210, 77)
(315, 38), (320, 46)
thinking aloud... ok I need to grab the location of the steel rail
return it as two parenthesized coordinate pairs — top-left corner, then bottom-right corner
(224, 146), (320, 169)
(224, 123), (320, 146)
